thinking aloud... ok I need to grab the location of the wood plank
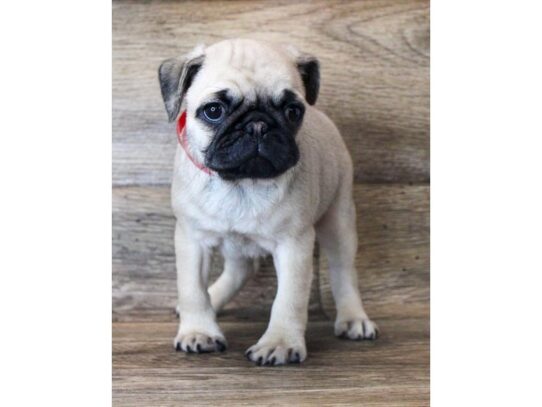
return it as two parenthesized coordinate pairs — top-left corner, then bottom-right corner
(113, 184), (428, 321)
(113, 0), (429, 185)
(112, 185), (323, 322)
(320, 184), (429, 320)
(113, 318), (429, 406)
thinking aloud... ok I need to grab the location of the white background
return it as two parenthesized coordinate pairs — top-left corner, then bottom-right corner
(432, 1), (542, 406)
(0, 1), (541, 406)
(0, 1), (111, 406)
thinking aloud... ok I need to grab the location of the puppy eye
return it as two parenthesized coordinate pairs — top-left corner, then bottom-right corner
(203, 103), (225, 122)
(284, 104), (303, 122)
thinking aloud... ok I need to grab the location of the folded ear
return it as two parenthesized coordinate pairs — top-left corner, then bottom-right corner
(158, 47), (205, 122)
(295, 53), (320, 106)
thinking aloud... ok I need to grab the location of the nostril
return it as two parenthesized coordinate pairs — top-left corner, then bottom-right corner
(246, 121), (268, 137)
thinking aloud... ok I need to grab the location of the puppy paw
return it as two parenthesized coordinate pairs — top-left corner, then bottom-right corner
(174, 331), (227, 353)
(335, 318), (379, 340)
(245, 338), (306, 366)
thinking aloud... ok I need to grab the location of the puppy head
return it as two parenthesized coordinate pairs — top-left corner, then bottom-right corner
(158, 39), (320, 180)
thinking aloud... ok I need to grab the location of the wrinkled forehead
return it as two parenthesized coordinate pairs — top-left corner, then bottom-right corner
(187, 41), (303, 107)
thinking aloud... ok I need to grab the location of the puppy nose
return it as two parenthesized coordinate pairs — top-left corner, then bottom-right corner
(245, 121), (268, 137)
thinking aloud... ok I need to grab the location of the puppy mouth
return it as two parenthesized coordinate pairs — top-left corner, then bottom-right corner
(213, 156), (278, 180)
(205, 132), (299, 180)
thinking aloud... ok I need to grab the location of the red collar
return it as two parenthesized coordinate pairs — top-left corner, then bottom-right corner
(176, 111), (212, 175)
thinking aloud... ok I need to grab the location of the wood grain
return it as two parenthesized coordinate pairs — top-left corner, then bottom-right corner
(113, 184), (428, 321)
(112, 185), (323, 322)
(112, 1), (430, 403)
(320, 184), (429, 320)
(113, 318), (429, 406)
(113, 0), (429, 186)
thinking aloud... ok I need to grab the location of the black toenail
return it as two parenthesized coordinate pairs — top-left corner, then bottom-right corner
(293, 352), (300, 363)
(196, 344), (202, 353)
(175, 342), (181, 351)
(186, 345), (192, 353)
(257, 357), (263, 366)
(270, 357), (276, 365)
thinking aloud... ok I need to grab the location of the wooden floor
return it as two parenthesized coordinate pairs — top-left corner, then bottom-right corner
(113, 184), (429, 405)
(113, 317), (429, 406)
(113, 0), (429, 405)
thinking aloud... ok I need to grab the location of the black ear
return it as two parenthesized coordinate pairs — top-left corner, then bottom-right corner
(296, 55), (320, 105)
(158, 54), (204, 122)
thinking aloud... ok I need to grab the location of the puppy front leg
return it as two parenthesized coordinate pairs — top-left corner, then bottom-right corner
(245, 228), (315, 366)
(173, 221), (226, 353)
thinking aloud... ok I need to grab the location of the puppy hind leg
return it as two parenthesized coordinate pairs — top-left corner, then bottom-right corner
(316, 199), (379, 340)
(208, 256), (256, 312)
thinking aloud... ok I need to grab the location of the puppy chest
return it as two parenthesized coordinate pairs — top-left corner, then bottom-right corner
(214, 233), (272, 258)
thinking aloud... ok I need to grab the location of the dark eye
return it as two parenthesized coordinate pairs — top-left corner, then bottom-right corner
(203, 103), (225, 122)
(284, 104), (303, 122)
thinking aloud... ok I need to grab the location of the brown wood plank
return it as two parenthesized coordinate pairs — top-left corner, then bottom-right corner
(113, 0), (429, 185)
(113, 184), (428, 321)
(113, 318), (429, 406)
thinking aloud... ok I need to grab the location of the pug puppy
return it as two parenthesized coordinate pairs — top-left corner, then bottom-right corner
(158, 39), (378, 366)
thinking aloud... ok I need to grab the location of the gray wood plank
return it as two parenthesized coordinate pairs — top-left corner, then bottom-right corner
(113, 0), (429, 185)
(112, 185), (323, 322)
(113, 184), (428, 321)
(320, 184), (429, 320)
